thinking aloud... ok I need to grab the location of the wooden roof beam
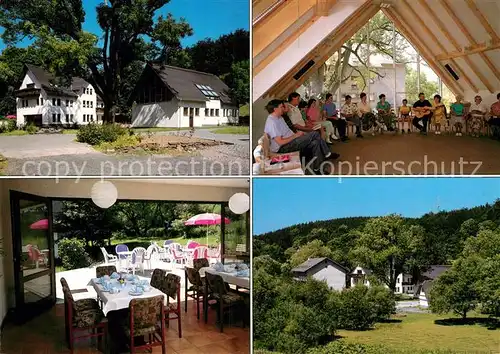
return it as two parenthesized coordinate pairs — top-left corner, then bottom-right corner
(253, 0), (317, 59)
(465, 0), (499, 42)
(440, 0), (500, 83)
(435, 41), (500, 60)
(418, 0), (493, 93)
(404, 0), (477, 93)
(267, 0), (376, 98)
(384, 8), (463, 96)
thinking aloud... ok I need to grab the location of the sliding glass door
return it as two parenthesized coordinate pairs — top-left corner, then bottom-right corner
(10, 191), (55, 322)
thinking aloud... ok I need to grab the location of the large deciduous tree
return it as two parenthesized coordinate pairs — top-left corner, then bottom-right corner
(350, 215), (425, 291)
(0, 0), (193, 122)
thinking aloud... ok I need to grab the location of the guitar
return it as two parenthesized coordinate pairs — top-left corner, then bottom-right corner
(413, 107), (432, 118)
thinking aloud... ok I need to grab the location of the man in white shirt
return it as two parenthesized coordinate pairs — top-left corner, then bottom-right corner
(340, 95), (363, 138)
(468, 95), (488, 137)
(285, 92), (324, 137)
(264, 99), (339, 174)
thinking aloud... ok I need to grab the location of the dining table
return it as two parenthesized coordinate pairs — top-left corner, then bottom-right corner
(89, 277), (166, 316)
(198, 266), (250, 324)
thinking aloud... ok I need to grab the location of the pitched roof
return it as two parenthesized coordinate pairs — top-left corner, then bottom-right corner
(24, 64), (78, 98)
(291, 257), (350, 274)
(148, 63), (233, 105)
(422, 265), (451, 280)
(253, 0), (500, 101)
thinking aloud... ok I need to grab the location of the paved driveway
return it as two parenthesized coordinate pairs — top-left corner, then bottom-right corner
(0, 134), (99, 159)
(0, 130), (250, 176)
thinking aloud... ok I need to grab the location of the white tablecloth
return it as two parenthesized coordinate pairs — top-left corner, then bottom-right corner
(199, 267), (250, 289)
(89, 278), (166, 315)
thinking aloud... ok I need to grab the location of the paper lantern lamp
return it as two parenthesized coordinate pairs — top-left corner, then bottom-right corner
(91, 181), (118, 209)
(229, 193), (249, 214)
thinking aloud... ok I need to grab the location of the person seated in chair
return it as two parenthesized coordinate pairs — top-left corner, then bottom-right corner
(358, 92), (376, 132)
(285, 92), (328, 141)
(468, 95), (488, 137)
(376, 94), (396, 131)
(488, 93), (500, 140)
(398, 99), (412, 133)
(450, 95), (465, 136)
(340, 95), (363, 138)
(412, 93), (433, 135)
(264, 99), (339, 174)
(431, 94), (446, 135)
(323, 93), (348, 141)
(305, 98), (338, 144)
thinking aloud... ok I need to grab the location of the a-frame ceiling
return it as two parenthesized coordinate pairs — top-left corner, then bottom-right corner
(252, 0), (500, 102)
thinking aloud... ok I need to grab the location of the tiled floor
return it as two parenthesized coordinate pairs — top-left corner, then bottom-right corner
(0, 300), (249, 354)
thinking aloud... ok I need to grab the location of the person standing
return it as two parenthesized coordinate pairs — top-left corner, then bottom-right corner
(450, 95), (465, 136)
(412, 93), (433, 135)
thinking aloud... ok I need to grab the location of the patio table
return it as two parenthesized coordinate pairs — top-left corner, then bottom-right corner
(199, 267), (250, 289)
(199, 267), (250, 325)
(89, 278), (166, 316)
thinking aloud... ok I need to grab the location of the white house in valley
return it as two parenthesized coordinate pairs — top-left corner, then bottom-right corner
(129, 63), (239, 128)
(415, 265), (451, 307)
(350, 266), (372, 287)
(291, 257), (350, 291)
(395, 272), (414, 295)
(15, 64), (100, 127)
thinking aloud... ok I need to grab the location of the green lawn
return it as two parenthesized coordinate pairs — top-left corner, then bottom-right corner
(0, 130), (28, 136)
(210, 126), (249, 134)
(337, 312), (499, 353)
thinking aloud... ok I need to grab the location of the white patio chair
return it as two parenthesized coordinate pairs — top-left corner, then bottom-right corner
(129, 247), (146, 275)
(100, 247), (118, 265)
(143, 244), (158, 270)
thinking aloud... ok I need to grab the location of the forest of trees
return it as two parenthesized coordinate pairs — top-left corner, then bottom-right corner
(254, 200), (500, 353)
(0, 1), (249, 119)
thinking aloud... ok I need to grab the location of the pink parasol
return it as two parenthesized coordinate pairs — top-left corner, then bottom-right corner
(184, 213), (230, 226)
(184, 213), (230, 245)
(30, 219), (48, 230)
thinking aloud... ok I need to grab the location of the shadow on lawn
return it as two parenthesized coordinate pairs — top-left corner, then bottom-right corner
(378, 318), (403, 324)
(435, 317), (499, 330)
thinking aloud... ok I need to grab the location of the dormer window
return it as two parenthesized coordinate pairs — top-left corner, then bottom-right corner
(27, 83), (35, 89)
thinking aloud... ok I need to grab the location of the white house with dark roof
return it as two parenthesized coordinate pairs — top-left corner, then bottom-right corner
(15, 64), (100, 127)
(350, 266), (372, 287)
(291, 257), (350, 291)
(129, 63), (239, 128)
(415, 265), (451, 307)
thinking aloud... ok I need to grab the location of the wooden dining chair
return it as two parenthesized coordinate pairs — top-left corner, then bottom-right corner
(205, 273), (245, 333)
(125, 295), (166, 354)
(162, 273), (182, 338)
(95, 265), (117, 278)
(150, 268), (166, 290)
(60, 277), (97, 346)
(184, 266), (209, 320)
(63, 286), (107, 354)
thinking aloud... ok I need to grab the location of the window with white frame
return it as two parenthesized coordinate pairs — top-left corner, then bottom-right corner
(195, 108), (200, 116)
(210, 109), (214, 117)
(52, 113), (56, 123)
(52, 98), (56, 105)
(57, 98), (61, 106)
(70, 100), (73, 107)
(205, 108), (209, 116)
(215, 109), (219, 117)
(66, 114), (70, 123)
(57, 113), (61, 122)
